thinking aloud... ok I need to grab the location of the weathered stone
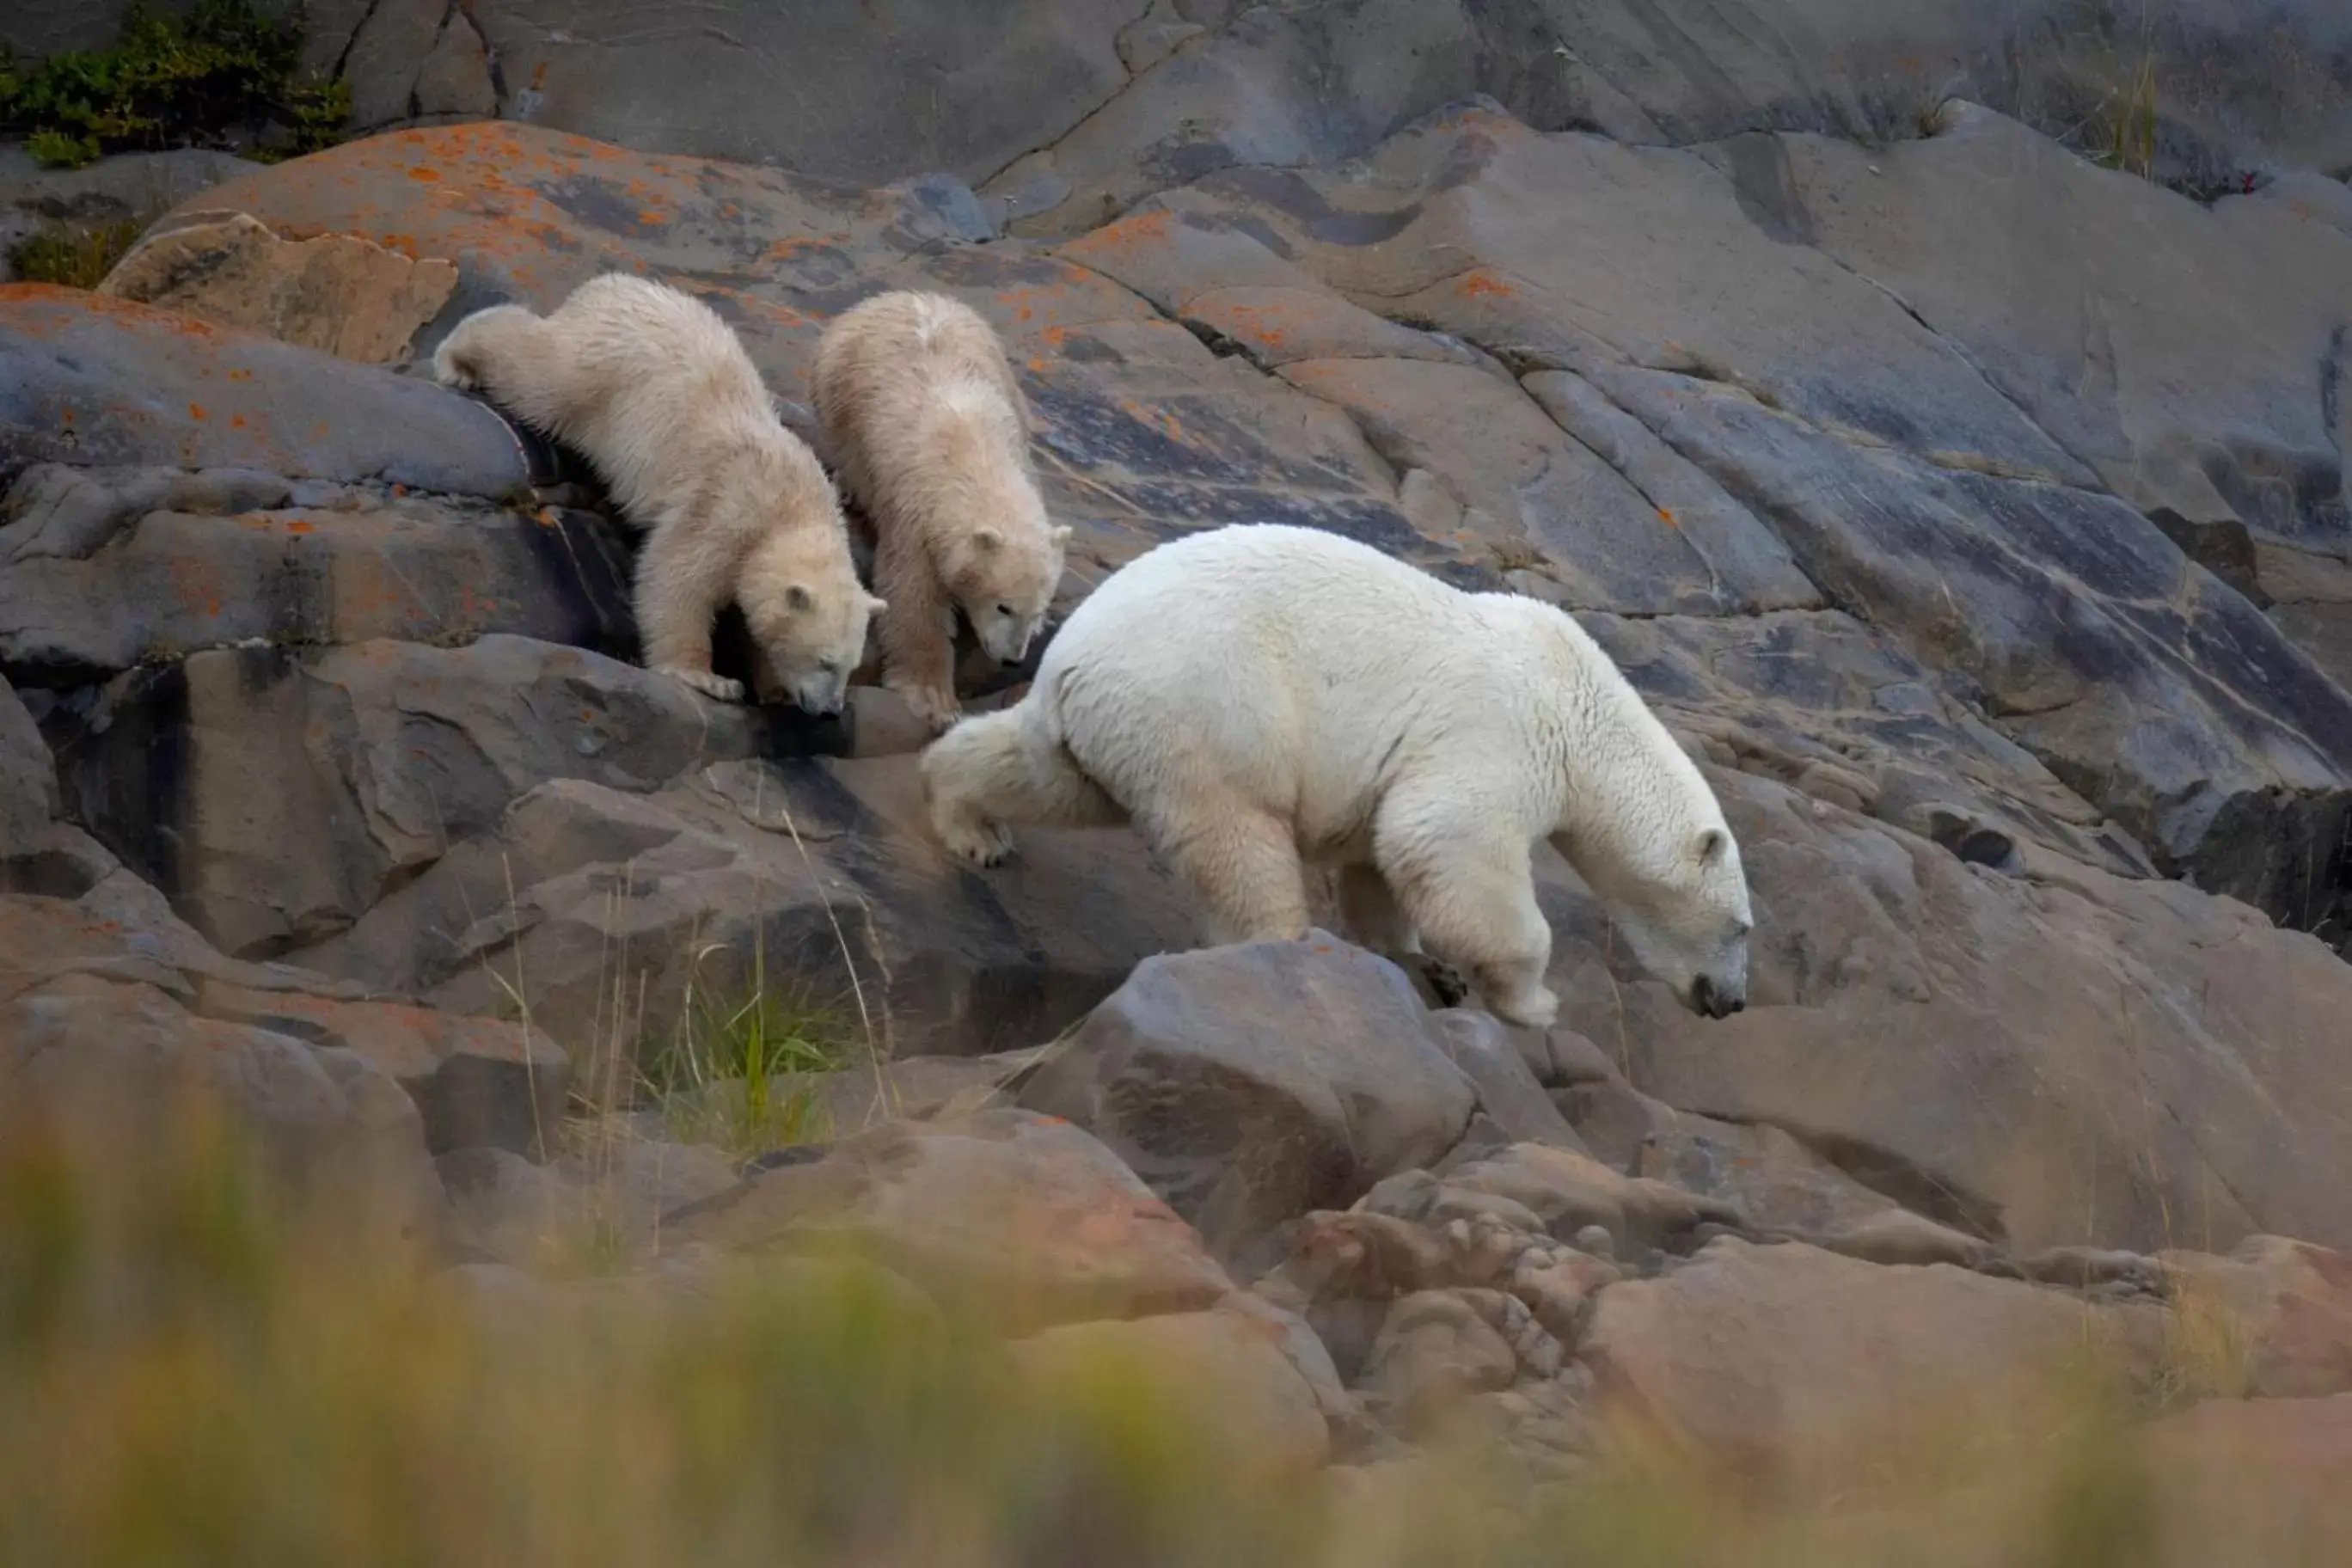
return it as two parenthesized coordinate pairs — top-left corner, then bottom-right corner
(290, 755), (1197, 1071)
(2162, 1235), (2352, 1399)
(52, 637), (764, 959)
(1, 970), (442, 1243)
(1444, 1142), (1742, 1256)
(2141, 1393), (2352, 1562)
(1429, 1010), (1586, 1152)
(1, 493), (634, 676)
(1008, 1303), (1332, 1476)
(0, 284), (532, 494)
(1580, 1238), (2163, 1479)
(1359, 1289), (1522, 1433)
(0, 672), (56, 851)
(666, 1109), (1234, 1334)
(1019, 935), (1477, 1265)
(1573, 769), (2352, 1255)
(196, 977), (570, 1156)
(438, 1136), (736, 1270)
(100, 210), (460, 364)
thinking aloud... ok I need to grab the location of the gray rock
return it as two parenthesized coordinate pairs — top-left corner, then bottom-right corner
(666, 1107), (1236, 1334)
(1428, 1009), (1588, 1152)
(291, 755), (1198, 1070)
(1019, 934), (1478, 1266)
(52, 637), (766, 958)
(1, 970), (442, 1246)
(0, 286), (533, 495)
(1, 490), (634, 676)
(1, 672), (57, 851)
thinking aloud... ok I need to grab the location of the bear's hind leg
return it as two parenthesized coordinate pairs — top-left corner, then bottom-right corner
(1375, 816), (1556, 1030)
(1148, 805), (1312, 946)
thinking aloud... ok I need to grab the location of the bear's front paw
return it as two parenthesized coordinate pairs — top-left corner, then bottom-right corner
(890, 680), (962, 734)
(1486, 984), (1559, 1032)
(658, 665), (746, 703)
(940, 818), (1014, 869)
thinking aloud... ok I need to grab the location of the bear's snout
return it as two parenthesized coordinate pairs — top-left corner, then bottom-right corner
(1691, 974), (1746, 1020)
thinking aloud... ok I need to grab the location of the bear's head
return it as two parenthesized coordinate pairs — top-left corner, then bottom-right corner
(941, 517), (1070, 668)
(1598, 821), (1753, 1020)
(1551, 735), (1753, 1020)
(738, 527), (884, 716)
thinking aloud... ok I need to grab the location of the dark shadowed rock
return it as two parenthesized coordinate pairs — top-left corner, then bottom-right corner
(666, 1108), (1234, 1334)
(1019, 935), (1477, 1266)
(1428, 1009), (1586, 1152)
(0, 672), (56, 850)
(1, 487), (634, 677)
(196, 977), (569, 1157)
(51, 636), (765, 958)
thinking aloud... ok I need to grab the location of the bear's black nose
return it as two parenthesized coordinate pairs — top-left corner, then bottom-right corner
(1691, 975), (1745, 1020)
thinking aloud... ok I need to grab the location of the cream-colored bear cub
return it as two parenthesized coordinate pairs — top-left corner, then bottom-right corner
(813, 290), (1069, 731)
(433, 273), (880, 712)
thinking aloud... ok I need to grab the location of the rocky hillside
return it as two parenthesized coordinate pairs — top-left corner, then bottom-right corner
(4, 0), (2352, 1550)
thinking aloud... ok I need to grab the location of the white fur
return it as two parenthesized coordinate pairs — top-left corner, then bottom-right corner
(433, 273), (879, 712)
(813, 290), (1069, 732)
(920, 524), (1754, 1026)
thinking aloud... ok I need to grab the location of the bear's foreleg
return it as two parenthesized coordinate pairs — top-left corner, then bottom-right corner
(633, 515), (745, 702)
(1375, 805), (1558, 1030)
(873, 524), (960, 732)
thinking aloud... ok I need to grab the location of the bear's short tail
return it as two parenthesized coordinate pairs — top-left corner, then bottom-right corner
(922, 698), (1125, 836)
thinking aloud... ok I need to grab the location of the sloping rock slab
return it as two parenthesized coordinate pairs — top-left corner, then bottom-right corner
(1580, 1237), (2163, 1479)
(0, 284), (531, 495)
(667, 1108), (1234, 1335)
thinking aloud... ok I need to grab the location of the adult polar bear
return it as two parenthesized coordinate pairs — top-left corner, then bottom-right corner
(921, 524), (1754, 1026)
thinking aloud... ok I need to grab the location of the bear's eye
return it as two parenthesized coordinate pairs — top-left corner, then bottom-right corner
(995, 603), (1014, 617)
(818, 660), (841, 677)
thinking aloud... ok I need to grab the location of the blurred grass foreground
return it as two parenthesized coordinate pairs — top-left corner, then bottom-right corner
(3, 1081), (2349, 1567)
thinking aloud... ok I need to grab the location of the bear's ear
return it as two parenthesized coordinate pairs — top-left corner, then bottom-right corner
(1695, 828), (1729, 866)
(784, 584), (815, 613)
(1049, 524), (1073, 548)
(972, 527), (1002, 554)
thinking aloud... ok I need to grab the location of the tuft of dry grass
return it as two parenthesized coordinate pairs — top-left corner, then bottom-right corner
(6, 218), (141, 289)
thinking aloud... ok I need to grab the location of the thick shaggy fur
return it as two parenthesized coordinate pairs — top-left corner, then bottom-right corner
(434, 273), (879, 711)
(813, 290), (1069, 731)
(921, 524), (1755, 1026)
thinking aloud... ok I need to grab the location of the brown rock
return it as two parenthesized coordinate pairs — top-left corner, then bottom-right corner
(2161, 1235), (2352, 1399)
(1446, 1142), (1742, 1255)
(2141, 1394), (2352, 1563)
(1007, 1303), (1332, 1478)
(196, 977), (568, 1157)
(1360, 1289), (1522, 1434)
(100, 211), (458, 364)
(665, 1109), (1234, 1335)
(1580, 1238), (2163, 1479)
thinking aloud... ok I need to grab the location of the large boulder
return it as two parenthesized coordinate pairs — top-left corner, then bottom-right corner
(666, 1109), (1235, 1334)
(1578, 1237), (2165, 1479)
(1019, 937), (1477, 1265)
(0, 284), (531, 493)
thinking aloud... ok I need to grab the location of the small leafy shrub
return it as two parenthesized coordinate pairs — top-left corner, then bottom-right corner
(6, 219), (141, 288)
(0, 0), (347, 170)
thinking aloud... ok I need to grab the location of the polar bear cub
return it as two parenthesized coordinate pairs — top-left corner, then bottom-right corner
(433, 273), (879, 711)
(813, 290), (1069, 731)
(920, 524), (1754, 1026)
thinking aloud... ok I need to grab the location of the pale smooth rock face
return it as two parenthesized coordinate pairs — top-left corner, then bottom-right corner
(8, 0), (2352, 1504)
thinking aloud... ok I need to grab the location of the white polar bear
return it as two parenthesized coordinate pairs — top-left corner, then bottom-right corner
(433, 273), (880, 712)
(920, 524), (1754, 1026)
(812, 290), (1069, 732)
